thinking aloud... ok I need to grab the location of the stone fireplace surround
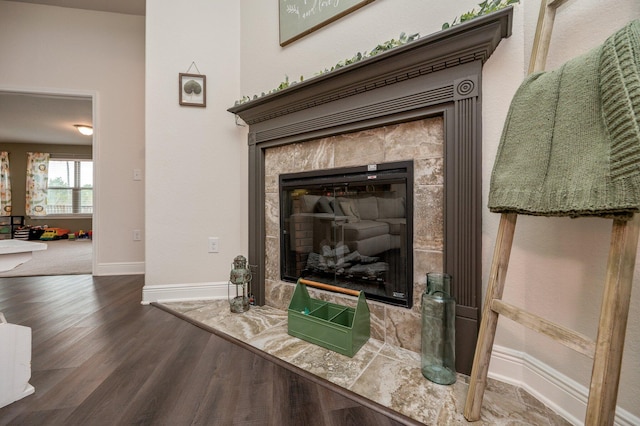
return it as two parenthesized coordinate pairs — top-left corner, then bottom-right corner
(266, 121), (439, 308)
(228, 8), (513, 374)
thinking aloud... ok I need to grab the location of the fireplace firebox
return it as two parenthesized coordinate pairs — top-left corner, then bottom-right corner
(280, 161), (414, 307)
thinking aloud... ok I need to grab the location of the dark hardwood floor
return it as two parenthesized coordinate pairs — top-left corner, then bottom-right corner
(0, 275), (414, 426)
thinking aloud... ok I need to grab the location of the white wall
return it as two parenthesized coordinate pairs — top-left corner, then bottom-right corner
(0, 1), (145, 275)
(144, 0), (244, 293)
(238, 0), (640, 422)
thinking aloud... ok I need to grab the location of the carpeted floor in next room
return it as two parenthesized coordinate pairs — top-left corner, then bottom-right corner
(0, 239), (92, 277)
(156, 299), (571, 425)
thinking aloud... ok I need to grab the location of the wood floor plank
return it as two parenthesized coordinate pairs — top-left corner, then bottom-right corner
(0, 275), (415, 426)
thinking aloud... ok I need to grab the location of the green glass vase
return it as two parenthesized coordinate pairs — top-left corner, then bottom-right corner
(421, 272), (456, 385)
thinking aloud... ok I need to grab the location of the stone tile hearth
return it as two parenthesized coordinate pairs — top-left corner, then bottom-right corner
(158, 299), (570, 425)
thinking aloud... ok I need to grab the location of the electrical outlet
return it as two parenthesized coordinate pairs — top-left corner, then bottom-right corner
(133, 229), (141, 241)
(133, 169), (142, 181)
(208, 237), (219, 253)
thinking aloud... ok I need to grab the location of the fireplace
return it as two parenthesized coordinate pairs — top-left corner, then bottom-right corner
(280, 161), (414, 307)
(228, 8), (513, 374)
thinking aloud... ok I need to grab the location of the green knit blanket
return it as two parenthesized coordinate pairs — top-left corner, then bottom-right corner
(488, 19), (640, 219)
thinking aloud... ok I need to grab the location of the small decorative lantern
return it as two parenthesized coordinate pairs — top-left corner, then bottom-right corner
(229, 255), (252, 313)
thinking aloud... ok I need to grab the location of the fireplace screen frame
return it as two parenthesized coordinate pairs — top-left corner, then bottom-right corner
(279, 161), (414, 307)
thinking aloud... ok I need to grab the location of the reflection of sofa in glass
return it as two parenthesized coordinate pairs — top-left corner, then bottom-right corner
(289, 194), (406, 258)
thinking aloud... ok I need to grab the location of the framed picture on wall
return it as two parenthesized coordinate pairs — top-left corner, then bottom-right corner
(179, 73), (206, 107)
(279, 0), (375, 46)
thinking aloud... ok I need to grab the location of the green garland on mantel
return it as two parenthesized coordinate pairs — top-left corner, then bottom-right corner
(442, 0), (519, 30)
(234, 0), (519, 107)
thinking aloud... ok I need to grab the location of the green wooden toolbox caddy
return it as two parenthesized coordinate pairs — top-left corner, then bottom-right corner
(287, 278), (370, 357)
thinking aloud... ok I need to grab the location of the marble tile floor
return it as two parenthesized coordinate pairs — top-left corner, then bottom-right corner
(157, 299), (570, 426)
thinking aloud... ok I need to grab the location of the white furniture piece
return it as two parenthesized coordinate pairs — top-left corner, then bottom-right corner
(0, 313), (35, 408)
(0, 239), (47, 272)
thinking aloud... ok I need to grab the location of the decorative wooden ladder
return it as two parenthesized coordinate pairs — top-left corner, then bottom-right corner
(463, 1), (640, 425)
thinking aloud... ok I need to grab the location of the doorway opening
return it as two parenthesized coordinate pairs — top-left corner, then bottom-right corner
(0, 89), (96, 277)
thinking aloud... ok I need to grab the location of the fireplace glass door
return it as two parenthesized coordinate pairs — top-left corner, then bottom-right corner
(280, 161), (413, 307)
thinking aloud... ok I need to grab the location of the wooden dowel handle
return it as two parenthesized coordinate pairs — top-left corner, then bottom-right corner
(298, 279), (360, 297)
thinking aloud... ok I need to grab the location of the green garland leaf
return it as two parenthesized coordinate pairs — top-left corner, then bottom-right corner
(442, 0), (519, 30)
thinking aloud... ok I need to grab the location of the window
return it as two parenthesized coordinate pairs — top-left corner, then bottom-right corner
(47, 159), (93, 215)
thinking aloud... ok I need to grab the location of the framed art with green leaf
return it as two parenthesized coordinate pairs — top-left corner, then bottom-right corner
(179, 73), (206, 107)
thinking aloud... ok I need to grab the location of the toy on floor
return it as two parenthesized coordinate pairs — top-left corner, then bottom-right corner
(74, 230), (92, 240)
(39, 228), (70, 241)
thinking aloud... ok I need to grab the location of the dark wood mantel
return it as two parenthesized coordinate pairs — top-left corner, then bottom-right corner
(229, 7), (513, 374)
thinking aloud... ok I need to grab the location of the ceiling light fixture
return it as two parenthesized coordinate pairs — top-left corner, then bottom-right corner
(74, 124), (93, 136)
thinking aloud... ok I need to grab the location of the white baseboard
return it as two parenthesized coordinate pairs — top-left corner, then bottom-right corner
(141, 281), (228, 305)
(94, 261), (144, 276)
(489, 345), (639, 426)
